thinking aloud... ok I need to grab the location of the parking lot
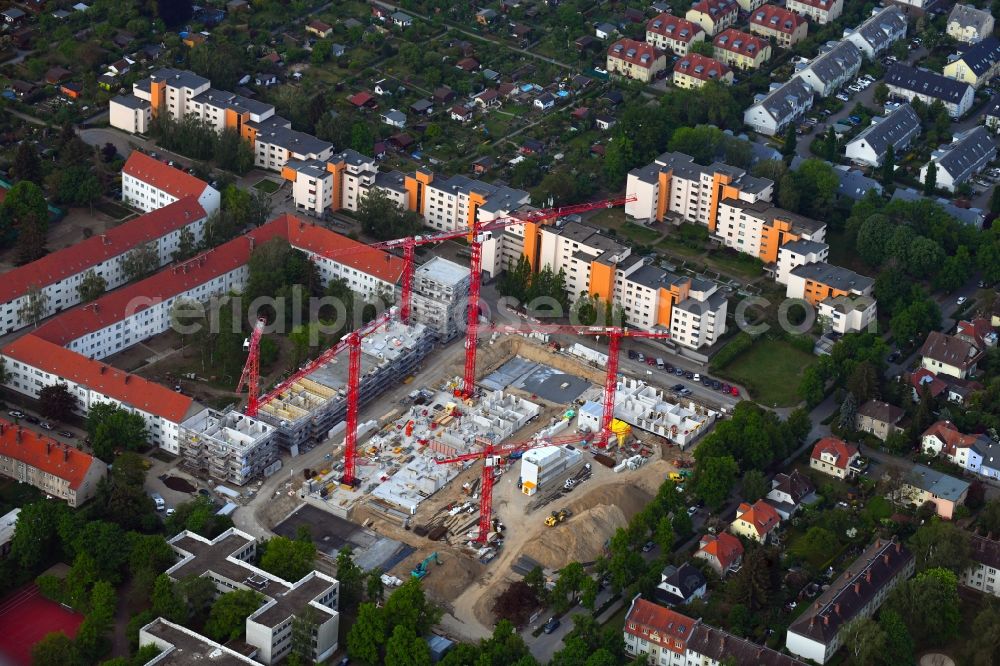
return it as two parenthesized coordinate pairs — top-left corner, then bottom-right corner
(625, 349), (740, 399)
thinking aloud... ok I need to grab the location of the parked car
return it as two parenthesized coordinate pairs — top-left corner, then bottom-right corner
(692, 373), (701, 382)
(656, 358), (665, 369)
(642, 541), (655, 552)
(646, 356), (656, 366)
(836, 93), (850, 102)
(673, 384), (685, 391)
(730, 386), (740, 396)
(543, 618), (561, 634)
(687, 506), (698, 516)
(957, 296), (967, 306)
(685, 371), (694, 379)
(39, 422), (53, 430)
(26, 415), (39, 424)
(665, 364), (675, 373)
(636, 352), (645, 363)
(58, 430), (74, 438)
(675, 367), (685, 376)
(627, 350), (637, 360)
(7, 410), (24, 419)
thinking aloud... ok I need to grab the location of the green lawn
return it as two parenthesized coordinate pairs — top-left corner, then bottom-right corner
(716, 339), (817, 407)
(705, 250), (765, 280)
(655, 237), (703, 258)
(253, 179), (280, 194)
(620, 222), (662, 245)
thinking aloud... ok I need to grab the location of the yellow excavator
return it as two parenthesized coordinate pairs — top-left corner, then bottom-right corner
(545, 509), (571, 526)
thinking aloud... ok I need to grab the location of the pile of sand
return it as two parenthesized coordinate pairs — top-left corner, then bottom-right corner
(520, 484), (653, 570)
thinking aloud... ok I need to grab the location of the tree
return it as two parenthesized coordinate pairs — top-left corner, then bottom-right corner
(76, 580), (116, 662)
(923, 161), (937, 194)
(880, 609), (914, 666)
(10, 500), (67, 570)
(87, 402), (149, 461)
(782, 124), (797, 164)
(204, 590), (262, 642)
(873, 82), (889, 106)
(77, 270), (107, 303)
(151, 574), (187, 623)
(38, 383), (78, 421)
(383, 579), (441, 636)
(654, 515), (675, 552)
(793, 159), (839, 219)
(727, 544), (772, 610)
(164, 496), (231, 539)
(384, 624), (432, 666)
(881, 145), (895, 186)
(336, 546), (365, 610)
(12, 141), (42, 184)
(156, 0), (192, 27)
(965, 604), (1000, 666)
(839, 392), (858, 431)
(179, 575), (218, 628)
(790, 526), (840, 568)
(841, 617), (886, 666)
(350, 123), (374, 155)
(2, 181), (48, 263)
(367, 569), (385, 604)
(688, 40), (716, 57)
(977, 498), (1000, 536)
(694, 455), (738, 509)
(121, 242), (159, 281)
(260, 536), (316, 582)
(31, 632), (78, 666)
(741, 469), (768, 502)
(356, 187), (421, 241)
(908, 519), (971, 574)
(347, 603), (387, 665)
(288, 606), (319, 664)
(93, 452), (156, 531)
(846, 361), (879, 403)
(171, 227), (198, 262)
(551, 561), (586, 612)
(887, 567), (961, 645)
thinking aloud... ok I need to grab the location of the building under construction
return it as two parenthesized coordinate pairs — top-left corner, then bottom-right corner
(257, 321), (433, 451)
(410, 257), (471, 342)
(178, 409), (279, 486)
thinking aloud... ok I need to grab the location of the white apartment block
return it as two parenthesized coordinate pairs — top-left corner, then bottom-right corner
(285, 150), (410, 219)
(251, 119), (334, 172)
(165, 529), (340, 664)
(775, 239), (830, 284)
(714, 199), (827, 264)
(109, 94), (152, 134)
(122, 151), (221, 214)
(625, 151), (774, 225)
(962, 534), (1000, 597)
(785, 262), (877, 334)
(0, 197), (208, 335)
(420, 174), (529, 233)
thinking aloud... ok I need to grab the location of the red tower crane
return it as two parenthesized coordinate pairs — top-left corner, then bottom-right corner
(435, 431), (593, 544)
(487, 324), (671, 448)
(236, 317), (267, 417)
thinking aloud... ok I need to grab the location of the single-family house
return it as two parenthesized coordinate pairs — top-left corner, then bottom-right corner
(595, 22), (617, 40)
(730, 500), (781, 543)
(44, 67), (72, 85)
(472, 156), (495, 175)
(921, 420), (993, 473)
(798, 41), (862, 97)
(920, 328), (987, 378)
(886, 64), (976, 118)
(810, 436), (860, 479)
(596, 114), (617, 130)
(456, 57), (480, 72)
(948, 4), (995, 44)
(749, 5), (808, 49)
(694, 533), (744, 577)
(450, 105), (473, 122)
(945, 36), (1000, 89)
(410, 99), (433, 115)
(374, 79), (403, 97)
(348, 91), (376, 109)
(381, 109), (407, 128)
(520, 139), (544, 155)
(673, 53), (733, 89)
(391, 11), (414, 28)
(476, 8), (498, 24)
(534, 92), (556, 110)
(685, 0), (739, 36)
(855, 400), (905, 441)
(844, 6), (908, 58)
(1, 8), (25, 24)
(899, 464), (969, 519)
(474, 89), (501, 108)
(744, 76), (814, 136)
(575, 35), (598, 52)
(766, 469), (817, 519)
(645, 13), (706, 56)
(306, 20), (333, 38)
(845, 103), (921, 167)
(654, 563), (707, 606)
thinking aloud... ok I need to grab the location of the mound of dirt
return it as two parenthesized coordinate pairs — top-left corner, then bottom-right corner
(520, 484), (653, 570)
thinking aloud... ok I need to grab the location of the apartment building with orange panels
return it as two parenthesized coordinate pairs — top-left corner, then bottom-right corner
(713, 198), (826, 264)
(483, 219), (728, 348)
(625, 151), (774, 228)
(786, 261), (877, 333)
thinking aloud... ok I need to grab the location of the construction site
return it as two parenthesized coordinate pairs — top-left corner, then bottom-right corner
(256, 326), (721, 639)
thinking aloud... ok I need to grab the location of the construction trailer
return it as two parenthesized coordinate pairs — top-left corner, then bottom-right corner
(257, 321), (433, 451)
(178, 409), (278, 486)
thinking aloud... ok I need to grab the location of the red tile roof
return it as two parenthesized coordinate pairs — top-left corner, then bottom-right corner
(790, 0), (836, 10)
(909, 368), (948, 397)
(3, 335), (197, 423)
(713, 28), (767, 58)
(697, 532), (743, 570)
(123, 152), (211, 201)
(689, 0), (738, 18)
(349, 91), (375, 107)
(646, 13), (704, 42)
(0, 197), (206, 305)
(735, 500), (781, 536)
(608, 38), (663, 69)
(750, 4), (806, 34)
(624, 598), (696, 654)
(32, 214), (403, 347)
(811, 436), (858, 469)
(922, 420), (983, 456)
(956, 318), (995, 350)
(0, 418), (100, 489)
(674, 53), (732, 81)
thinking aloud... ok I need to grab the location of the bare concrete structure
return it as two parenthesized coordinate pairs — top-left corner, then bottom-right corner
(411, 257), (471, 341)
(179, 409), (278, 486)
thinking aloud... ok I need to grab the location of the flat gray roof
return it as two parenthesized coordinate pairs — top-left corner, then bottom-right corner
(789, 261), (873, 292)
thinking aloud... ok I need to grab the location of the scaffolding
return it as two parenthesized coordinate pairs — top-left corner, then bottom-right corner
(179, 409), (278, 486)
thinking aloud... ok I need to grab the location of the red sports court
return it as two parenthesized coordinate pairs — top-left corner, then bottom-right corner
(0, 584), (84, 665)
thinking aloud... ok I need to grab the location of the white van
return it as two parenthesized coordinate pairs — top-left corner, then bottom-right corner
(151, 493), (165, 511)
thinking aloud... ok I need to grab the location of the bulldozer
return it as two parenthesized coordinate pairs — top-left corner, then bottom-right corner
(544, 509), (571, 527)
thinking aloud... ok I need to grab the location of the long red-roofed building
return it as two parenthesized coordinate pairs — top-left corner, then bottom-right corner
(2, 213), (405, 454)
(0, 418), (107, 506)
(122, 151), (221, 214)
(0, 196), (208, 335)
